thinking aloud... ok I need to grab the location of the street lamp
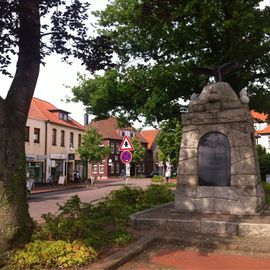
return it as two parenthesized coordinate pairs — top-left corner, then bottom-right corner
(65, 144), (74, 183)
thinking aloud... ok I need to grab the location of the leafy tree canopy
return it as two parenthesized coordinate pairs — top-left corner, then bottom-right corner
(131, 137), (145, 165)
(0, 0), (115, 77)
(72, 0), (270, 125)
(157, 118), (182, 166)
(77, 127), (110, 163)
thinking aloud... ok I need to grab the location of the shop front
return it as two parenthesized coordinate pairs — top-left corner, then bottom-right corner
(26, 155), (46, 185)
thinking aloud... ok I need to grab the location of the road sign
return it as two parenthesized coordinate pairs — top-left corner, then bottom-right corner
(120, 150), (133, 164)
(120, 136), (134, 151)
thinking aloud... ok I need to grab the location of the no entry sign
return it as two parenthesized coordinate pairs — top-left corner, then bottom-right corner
(120, 150), (133, 164)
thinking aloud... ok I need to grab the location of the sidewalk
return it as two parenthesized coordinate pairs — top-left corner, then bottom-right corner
(31, 178), (125, 194)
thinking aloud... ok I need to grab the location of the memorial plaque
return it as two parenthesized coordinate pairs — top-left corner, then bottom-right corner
(198, 132), (230, 186)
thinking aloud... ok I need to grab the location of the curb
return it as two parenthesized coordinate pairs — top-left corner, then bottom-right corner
(89, 234), (155, 270)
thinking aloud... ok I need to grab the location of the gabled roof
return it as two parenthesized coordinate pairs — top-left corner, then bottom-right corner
(257, 125), (270, 135)
(251, 110), (268, 122)
(141, 129), (160, 150)
(28, 97), (85, 130)
(89, 117), (148, 143)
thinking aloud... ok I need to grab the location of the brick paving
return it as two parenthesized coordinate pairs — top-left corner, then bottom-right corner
(117, 242), (270, 270)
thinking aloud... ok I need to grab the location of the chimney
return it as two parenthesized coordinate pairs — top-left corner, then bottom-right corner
(84, 113), (89, 126)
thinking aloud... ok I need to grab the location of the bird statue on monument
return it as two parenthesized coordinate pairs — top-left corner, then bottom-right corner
(194, 60), (243, 82)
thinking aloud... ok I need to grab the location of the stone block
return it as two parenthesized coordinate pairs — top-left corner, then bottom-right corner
(214, 198), (238, 213)
(174, 194), (197, 211)
(196, 186), (215, 198)
(181, 132), (199, 148)
(231, 158), (257, 175)
(214, 187), (239, 200)
(165, 219), (201, 234)
(179, 148), (197, 161)
(175, 186), (197, 197)
(231, 175), (258, 186)
(201, 220), (238, 236)
(238, 223), (270, 237)
(193, 198), (214, 213)
(184, 158), (197, 174)
(232, 197), (260, 215)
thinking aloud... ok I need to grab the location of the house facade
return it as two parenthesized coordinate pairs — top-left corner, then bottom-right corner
(251, 110), (270, 152)
(140, 129), (161, 175)
(87, 118), (149, 178)
(25, 98), (86, 184)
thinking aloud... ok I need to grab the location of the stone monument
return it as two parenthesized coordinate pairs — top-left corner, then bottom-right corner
(174, 82), (265, 215)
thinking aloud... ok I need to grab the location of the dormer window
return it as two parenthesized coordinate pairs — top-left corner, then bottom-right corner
(119, 129), (134, 137)
(59, 112), (68, 121)
(49, 109), (70, 121)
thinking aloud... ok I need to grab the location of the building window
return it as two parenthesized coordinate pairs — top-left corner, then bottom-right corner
(59, 112), (68, 121)
(110, 142), (114, 153)
(116, 162), (120, 174)
(142, 164), (145, 173)
(115, 155), (118, 161)
(34, 128), (40, 143)
(25, 126), (30, 142)
(52, 128), (57, 146)
(61, 130), (65, 147)
(78, 134), (82, 147)
(124, 130), (131, 137)
(99, 161), (104, 174)
(268, 136), (270, 149)
(70, 132), (74, 148)
(93, 164), (98, 173)
(110, 163), (114, 174)
(116, 143), (120, 154)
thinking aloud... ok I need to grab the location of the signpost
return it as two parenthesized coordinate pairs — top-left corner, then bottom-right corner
(120, 136), (134, 185)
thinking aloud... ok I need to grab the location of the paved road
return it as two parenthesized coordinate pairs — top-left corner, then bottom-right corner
(29, 178), (151, 223)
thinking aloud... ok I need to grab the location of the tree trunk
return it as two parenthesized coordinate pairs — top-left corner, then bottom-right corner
(0, 0), (40, 255)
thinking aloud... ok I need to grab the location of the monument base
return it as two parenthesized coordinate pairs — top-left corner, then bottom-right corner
(174, 185), (265, 215)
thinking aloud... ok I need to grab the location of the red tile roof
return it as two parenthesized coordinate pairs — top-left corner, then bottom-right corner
(141, 129), (160, 150)
(251, 110), (268, 122)
(257, 125), (270, 134)
(28, 97), (85, 130)
(89, 117), (148, 143)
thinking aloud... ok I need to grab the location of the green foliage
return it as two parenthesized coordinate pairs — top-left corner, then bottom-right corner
(77, 127), (110, 163)
(131, 138), (146, 176)
(256, 145), (270, 181)
(151, 175), (164, 182)
(140, 184), (174, 209)
(72, 0), (270, 124)
(8, 185), (173, 268)
(157, 118), (182, 167)
(256, 144), (267, 156)
(262, 182), (270, 204)
(9, 240), (97, 269)
(36, 185), (173, 250)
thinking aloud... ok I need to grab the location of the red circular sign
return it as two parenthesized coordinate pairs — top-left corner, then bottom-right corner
(120, 150), (132, 164)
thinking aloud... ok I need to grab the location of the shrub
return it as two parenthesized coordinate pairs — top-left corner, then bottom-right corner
(151, 175), (164, 182)
(12, 185), (174, 269)
(140, 184), (174, 209)
(9, 240), (97, 269)
(262, 182), (270, 204)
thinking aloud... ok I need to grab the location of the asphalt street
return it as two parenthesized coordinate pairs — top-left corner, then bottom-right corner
(28, 178), (152, 223)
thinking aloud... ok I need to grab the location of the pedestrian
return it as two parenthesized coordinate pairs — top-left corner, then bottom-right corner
(73, 170), (78, 183)
(76, 171), (81, 183)
(165, 170), (171, 183)
(120, 169), (126, 179)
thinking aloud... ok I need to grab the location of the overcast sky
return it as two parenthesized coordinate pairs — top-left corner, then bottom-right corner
(0, 0), (269, 126)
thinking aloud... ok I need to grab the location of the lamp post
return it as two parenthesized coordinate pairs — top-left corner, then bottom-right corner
(65, 144), (74, 184)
